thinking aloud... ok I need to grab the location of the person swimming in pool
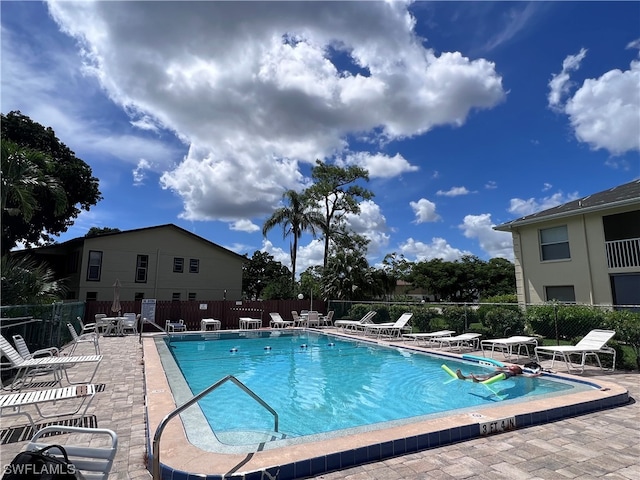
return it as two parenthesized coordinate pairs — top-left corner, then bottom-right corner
(456, 364), (541, 382)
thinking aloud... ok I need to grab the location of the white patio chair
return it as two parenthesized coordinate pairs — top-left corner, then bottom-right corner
(26, 425), (118, 480)
(120, 314), (138, 335)
(535, 329), (616, 373)
(67, 323), (100, 355)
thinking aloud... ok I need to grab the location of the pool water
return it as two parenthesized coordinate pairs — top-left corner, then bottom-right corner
(166, 331), (585, 444)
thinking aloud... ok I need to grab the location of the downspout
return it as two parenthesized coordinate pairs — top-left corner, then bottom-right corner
(154, 248), (160, 299)
(581, 214), (596, 304)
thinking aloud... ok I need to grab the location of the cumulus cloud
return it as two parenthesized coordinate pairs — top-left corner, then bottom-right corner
(548, 45), (640, 155)
(339, 152), (419, 178)
(410, 198), (441, 223)
(45, 0), (505, 226)
(344, 200), (390, 256)
(230, 219), (260, 233)
(508, 190), (580, 217)
(436, 186), (471, 197)
(398, 237), (471, 262)
(460, 214), (513, 259)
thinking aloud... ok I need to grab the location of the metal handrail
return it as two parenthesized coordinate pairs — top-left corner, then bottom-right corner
(151, 374), (279, 479)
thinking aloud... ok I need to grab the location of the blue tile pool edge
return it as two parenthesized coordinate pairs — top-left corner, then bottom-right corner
(143, 335), (631, 480)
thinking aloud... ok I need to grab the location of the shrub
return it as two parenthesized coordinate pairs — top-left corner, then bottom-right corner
(482, 306), (526, 338)
(441, 305), (476, 333)
(526, 304), (606, 341)
(604, 309), (640, 371)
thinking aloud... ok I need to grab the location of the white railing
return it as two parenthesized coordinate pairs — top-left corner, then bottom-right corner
(605, 237), (640, 269)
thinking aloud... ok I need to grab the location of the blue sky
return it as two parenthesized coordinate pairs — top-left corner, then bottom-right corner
(2, 1), (639, 274)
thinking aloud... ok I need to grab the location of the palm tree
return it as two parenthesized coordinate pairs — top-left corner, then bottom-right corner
(262, 190), (323, 285)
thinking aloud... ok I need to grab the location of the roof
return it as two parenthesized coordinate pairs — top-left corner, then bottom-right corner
(494, 179), (640, 231)
(22, 224), (246, 261)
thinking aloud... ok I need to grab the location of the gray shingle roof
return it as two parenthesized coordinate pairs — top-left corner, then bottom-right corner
(494, 179), (640, 230)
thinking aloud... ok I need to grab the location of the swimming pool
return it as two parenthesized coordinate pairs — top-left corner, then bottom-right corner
(145, 331), (629, 480)
(165, 331), (580, 445)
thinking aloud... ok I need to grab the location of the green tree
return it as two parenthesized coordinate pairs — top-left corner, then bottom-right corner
(305, 160), (373, 268)
(262, 189), (323, 285)
(242, 250), (292, 300)
(322, 229), (372, 300)
(85, 227), (122, 238)
(1, 111), (102, 254)
(1, 254), (67, 305)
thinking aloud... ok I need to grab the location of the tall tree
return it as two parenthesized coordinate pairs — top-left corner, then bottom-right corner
(262, 189), (323, 285)
(1, 111), (102, 254)
(305, 160), (373, 268)
(242, 250), (292, 300)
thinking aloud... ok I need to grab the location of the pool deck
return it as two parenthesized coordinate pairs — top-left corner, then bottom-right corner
(0, 331), (638, 480)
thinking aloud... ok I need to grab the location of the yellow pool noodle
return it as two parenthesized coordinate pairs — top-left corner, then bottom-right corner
(441, 364), (458, 378)
(481, 373), (506, 385)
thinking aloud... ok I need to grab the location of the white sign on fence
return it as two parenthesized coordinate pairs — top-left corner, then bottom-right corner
(141, 299), (156, 323)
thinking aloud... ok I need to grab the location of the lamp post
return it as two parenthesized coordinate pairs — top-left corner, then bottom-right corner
(298, 291), (313, 311)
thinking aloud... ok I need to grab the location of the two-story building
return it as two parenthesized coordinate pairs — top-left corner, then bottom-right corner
(21, 224), (246, 302)
(494, 180), (640, 309)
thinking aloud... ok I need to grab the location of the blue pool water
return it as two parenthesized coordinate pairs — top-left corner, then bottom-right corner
(165, 331), (583, 442)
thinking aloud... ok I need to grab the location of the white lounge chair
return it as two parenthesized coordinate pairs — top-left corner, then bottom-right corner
(535, 329), (616, 373)
(0, 384), (96, 428)
(433, 332), (482, 351)
(77, 316), (97, 335)
(165, 319), (186, 332)
(25, 425), (118, 480)
(8, 335), (62, 387)
(481, 335), (539, 359)
(334, 311), (377, 332)
(12, 334), (60, 359)
(67, 323), (100, 355)
(269, 312), (294, 328)
(403, 330), (456, 345)
(0, 335), (102, 391)
(363, 313), (413, 339)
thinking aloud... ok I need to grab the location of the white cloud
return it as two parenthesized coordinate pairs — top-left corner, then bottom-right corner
(410, 198), (441, 224)
(460, 213), (513, 259)
(230, 219), (260, 233)
(547, 48), (588, 110)
(345, 200), (390, 256)
(485, 180), (497, 190)
(339, 152), (419, 178)
(132, 159), (151, 186)
(436, 186), (471, 197)
(548, 46), (640, 155)
(508, 191), (580, 217)
(398, 237), (470, 262)
(45, 0), (505, 223)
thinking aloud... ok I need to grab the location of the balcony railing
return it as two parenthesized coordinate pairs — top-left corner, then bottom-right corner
(605, 237), (640, 269)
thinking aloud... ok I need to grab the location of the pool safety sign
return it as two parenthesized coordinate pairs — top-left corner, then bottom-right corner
(478, 416), (516, 435)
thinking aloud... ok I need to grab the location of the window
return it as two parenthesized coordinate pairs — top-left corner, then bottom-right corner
(134, 292), (144, 301)
(540, 225), (570, 261)
(86, 291), (97, 301)
(136, 255), (149, 283)
(87, 251), (103, 281)
(188, 292), (196, 301)
(189, 258), (199, 273)
(545, 286), (576, 303)
(173, 257), (184, 273)
(67, 251), (80, 274)
(172, 292), (181, 301)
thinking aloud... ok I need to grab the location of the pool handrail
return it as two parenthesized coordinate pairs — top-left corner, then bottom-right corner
(151, 374), (279, 479)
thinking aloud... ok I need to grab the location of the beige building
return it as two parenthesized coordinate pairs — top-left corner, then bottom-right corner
(494, 180), (640, 308)
(24, 224), (246, 302)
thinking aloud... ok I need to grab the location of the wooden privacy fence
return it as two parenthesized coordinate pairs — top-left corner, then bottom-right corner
(83, 299), (327, 331)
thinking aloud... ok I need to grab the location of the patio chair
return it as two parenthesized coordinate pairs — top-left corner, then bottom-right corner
(12, 334), (60, 359)
(535, 329), (616, 373)
(0, 335), (102, 391)
(25, 425), (118, 480)
(403, 330), (456, 345)
(269, 312), (294, 328)
(321, 310), (334, 327)
(433, 332), (482, 351)
(6, 335), (62, 388)
(334, 311), (377, 332)
(307, 311), (321, 328)
(78, 316), (97, 335)
(94, 314), (110, 335)
(291, 311), (306, 327)
(67, 323), (100, 355)
(0, 384), (97, 428)
(480, 335), (539, 360)
(165, 319), (186, 332)
(120, 314), (138, 335)
(363, 313), (413, 339)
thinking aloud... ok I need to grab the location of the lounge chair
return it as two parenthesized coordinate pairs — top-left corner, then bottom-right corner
(334, 311), (377, 332)
(481, 335), (539, 359)
(7, 335), (62, 387)
(25, 425), (118, 480)
(363, 313), (413, 339)
(403, 330), (456, 345)
(165, 319), (186, 332)
(269, 312), (294, 328)
(535, 329), (616, 372)
(77, 315), (97, 335)
(0, 335), (102, 391)
(433, 332), (482, 351)
(67, 323), (100, 355)
(0, 384), (96, 428)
